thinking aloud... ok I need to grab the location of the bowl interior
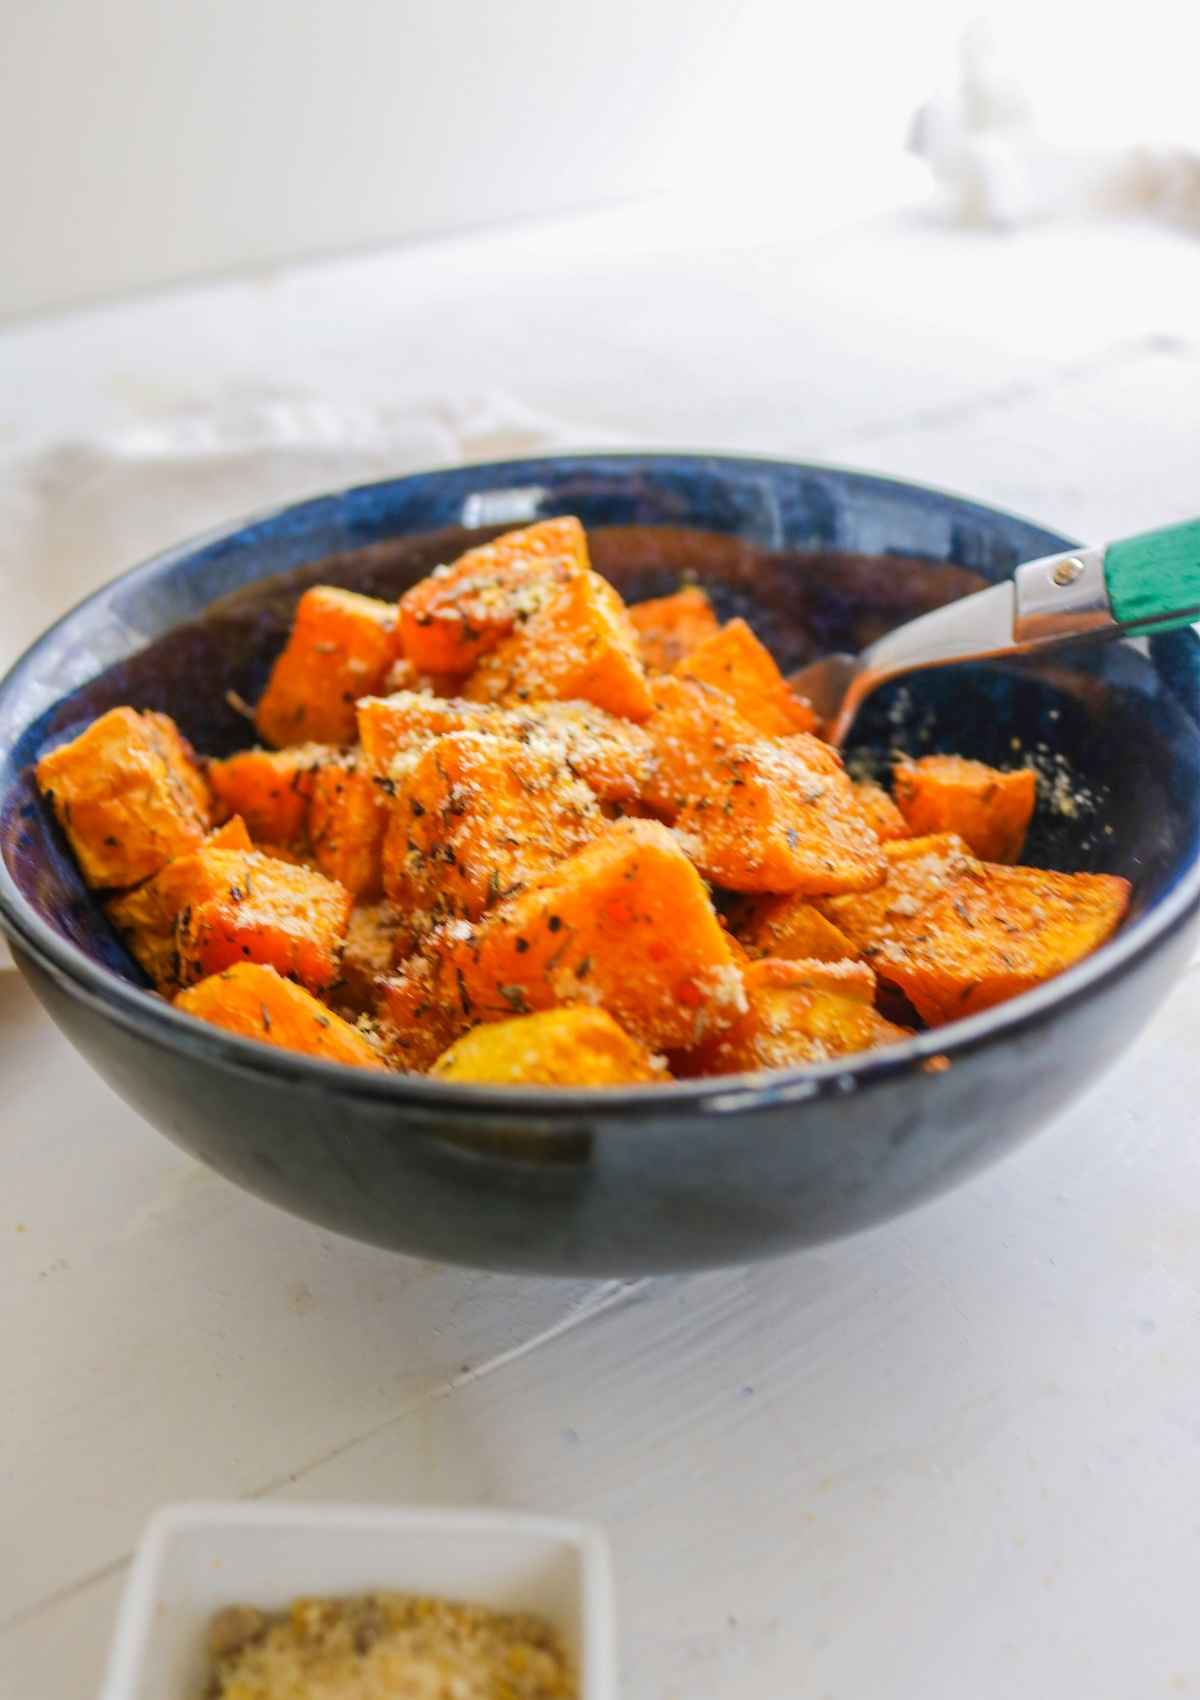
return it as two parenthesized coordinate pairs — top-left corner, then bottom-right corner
(2, 456), (1199, 1011)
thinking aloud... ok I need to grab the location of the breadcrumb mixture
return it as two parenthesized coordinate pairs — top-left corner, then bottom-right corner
(204, 1592), (576, 1700)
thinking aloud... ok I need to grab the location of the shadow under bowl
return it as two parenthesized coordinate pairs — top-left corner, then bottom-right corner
(1, 454), (1198, 1274)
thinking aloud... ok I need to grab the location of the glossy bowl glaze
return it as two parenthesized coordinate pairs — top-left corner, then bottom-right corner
(2, 455), (1198, 1275)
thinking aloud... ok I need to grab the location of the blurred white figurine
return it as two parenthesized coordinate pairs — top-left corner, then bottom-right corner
(911, 18), (1200, 230)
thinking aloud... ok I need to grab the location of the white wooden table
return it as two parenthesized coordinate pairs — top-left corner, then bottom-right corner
(3, 196), (1200, 1699)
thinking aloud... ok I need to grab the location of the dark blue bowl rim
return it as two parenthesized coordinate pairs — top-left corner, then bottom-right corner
(1, 450), (1198, 1119)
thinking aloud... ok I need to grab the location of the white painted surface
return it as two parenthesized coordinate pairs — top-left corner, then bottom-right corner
(2, 197), (1200, 1698)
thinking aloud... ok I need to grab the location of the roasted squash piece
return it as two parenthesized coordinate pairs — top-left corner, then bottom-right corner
(381, 656), (460, 697)
(463, 564), (653, 721)
(256, 586), (398, 748)
(176, 963), (385, 1069)
(893, 754), (1036, 863)
(382, 731), (602, 923)
(204, 815), (254, 853)
(676, 960), (910, 1077)
(742, 955), (877, 1002)
(640, 676), (761, 819)
(207, 743), (329, 847)
(108, 817), (251, 984)
(430, 1007), (669, 1086)
(448, 819), (745, 1050)
(154, 848), (352, 992)
(629, 586), (721, 672)
(853, 781), (911, 843)
(307, 753), (389, 899)
(732, 891), (858, 962)
(358, 691), (649, 804)
(674, 618), (817, 736)
(329, 902), (402, 1017)
(399, 517), (586, 674)
(874, 863), (1131, 1025)
(817, 833), (977, 955)
(674, 735), (885, 895)
(36, 707), (211, 890)
(376, 940), (470, 1073)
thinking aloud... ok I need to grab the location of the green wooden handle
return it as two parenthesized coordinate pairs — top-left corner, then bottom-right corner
(1106, 519), (1200, 634)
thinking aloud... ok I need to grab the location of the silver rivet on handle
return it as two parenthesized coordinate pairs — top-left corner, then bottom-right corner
(1052, 557), (1084, 587)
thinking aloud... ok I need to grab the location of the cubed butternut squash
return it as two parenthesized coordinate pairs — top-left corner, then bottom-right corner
(175, 963), (385, 1069)
(853, 781), (911, 843)
(448, 819), (745, 1050)
(398, 517), (586, 674)
(731, 892), (859, 962)
(430, 1007), (669, 1086)
(381, 731), (602, 922)
(674, 735), (885, 895)
(36, 707), (211, 890)
(892, 754), (1036, 863)
(640, 676), (762, 819)
(873, 863), (1131, 1025)
(463, 564), (653, 721)
(676, 962), (910, 1077)
(207, 743), (329, 847)
(329, 902), (403, 1017)
(307, 753), (389, 899)
(674, 618), (817, 736)
(358, 691), (650, 804)
(629, 585), (721, 672)
(255, 586), (398, 747)
(376, 941), (471, 1073)
(176, 852), (351, 992)
(816, 833), (977, 955)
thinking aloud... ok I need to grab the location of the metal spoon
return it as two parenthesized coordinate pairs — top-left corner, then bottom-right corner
(792, 519), (1200, 746)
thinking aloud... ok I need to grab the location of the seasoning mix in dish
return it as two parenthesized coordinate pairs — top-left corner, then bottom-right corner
(34, 517), (1131, 1084)
(204, 1591), (575, 1700)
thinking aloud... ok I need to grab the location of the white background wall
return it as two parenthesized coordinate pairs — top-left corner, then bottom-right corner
(4, 1), (1196, 323)
(0, 0), (960, 322)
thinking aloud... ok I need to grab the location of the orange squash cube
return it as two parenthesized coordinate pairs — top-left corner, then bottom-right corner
(255, 586), (399, 747)
(207, 743), (329, 847)
(674, 736), (885, 895)
(893, 754), (1036, 863)
(358, 691), (649, 804)
(382, 731), (602, 923)
(874, 863), (1131, 1025)
(742, 955), (877, 1003)
(175, 963), (385, 1069)
(640, 676), (762, 819)
(36, 707), (211, 890)
(398, 517), (586, 675)
(328, 902), (402, 1016)
(116, 844), (351, 992)
(674, 618), (817, 736)
(853, 781), (911, 843)
(448, 819), (745, 1050)
(463, 565), (653, 722)
(430, 1006), (669, 1086)
(307, 754), (389, 900)
(732, 892), (858, 962)
(377, 941), (471, 1073)
(677, 961), (909, 1077)
(629, 586), (721, 672)
(817, 833), (977, 955)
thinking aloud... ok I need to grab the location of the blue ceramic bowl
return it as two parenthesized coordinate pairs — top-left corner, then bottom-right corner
(1, 455), (1198, 1275)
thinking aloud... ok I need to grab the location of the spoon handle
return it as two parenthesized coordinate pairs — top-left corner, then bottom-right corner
(1105, 519), (1200, 634)
(1014, 522), (1200, 646)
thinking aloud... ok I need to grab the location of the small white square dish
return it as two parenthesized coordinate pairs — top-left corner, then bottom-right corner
(99, 1501), (616, 1700)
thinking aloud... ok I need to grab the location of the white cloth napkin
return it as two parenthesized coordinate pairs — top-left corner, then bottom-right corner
(0, 388), (611, 969)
